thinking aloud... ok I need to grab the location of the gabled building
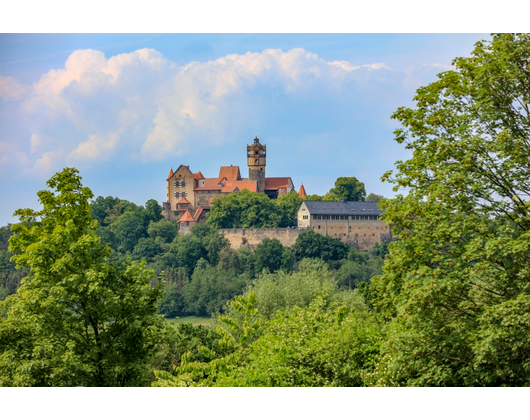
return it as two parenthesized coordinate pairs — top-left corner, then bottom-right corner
(298, 200), (392, 250)
(162, 137), (297, 223)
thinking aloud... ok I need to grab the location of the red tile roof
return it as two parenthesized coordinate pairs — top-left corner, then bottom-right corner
(221, 180), (257, 193)
(167, 168), (174, 180)
(195, 178), (223, 191)
(179, 210), (195, 222)
(195, 171), (205, 179)
(218, 166), (241, 181)
(193, 207), (206, 220)
(265, 177), (292, 190)
(177, 197), (191, 204)
(298, 184), (307, 198)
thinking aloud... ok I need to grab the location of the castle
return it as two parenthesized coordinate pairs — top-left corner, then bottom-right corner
(161, 137), (296, 228)
(161, 136), (390, 251)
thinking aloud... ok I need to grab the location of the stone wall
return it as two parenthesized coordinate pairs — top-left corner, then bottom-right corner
(195, 190), (223, 207)
(161, 202), (178, 221)
(218, 227), (305, 250)
(218, 223), (391, 251)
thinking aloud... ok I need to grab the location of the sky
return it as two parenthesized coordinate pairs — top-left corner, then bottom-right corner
(0, 33), (490, 226)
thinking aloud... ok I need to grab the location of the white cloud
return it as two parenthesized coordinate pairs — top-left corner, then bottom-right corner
(2, 47), (392, 173)
(30, 134), (41, 154)
(0, 75), (29, 101)
(422, 63), (453, 70)
(328, 61), (390, 72)
(30, 150), (64, 174)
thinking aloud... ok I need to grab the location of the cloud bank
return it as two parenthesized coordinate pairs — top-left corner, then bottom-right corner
(1, 47), (392, 174)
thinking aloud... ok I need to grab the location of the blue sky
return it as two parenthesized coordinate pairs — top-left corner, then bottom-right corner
(0, 33), (489, 226)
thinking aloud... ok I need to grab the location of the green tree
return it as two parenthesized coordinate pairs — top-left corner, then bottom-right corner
(207, 190), (281, 229)
(0, 168), (165, 387)
(154, 297), (381, 387)
(90, 196), (121, 227)
(291, 230), (349, 262)
(304, 194), (323, 201)
(276, 191), (303, 227)
(131, 237), (165, 264)
(0, 224), (13, 251)
(254, 238), (284, 274)
(365, 193), (385, 203)
(371, 33), (530, 386)
(328, 177), (366, 201)
(182, 259), (248, 316)
(110, 210), (149, 253)
(148, 219), (178, 243)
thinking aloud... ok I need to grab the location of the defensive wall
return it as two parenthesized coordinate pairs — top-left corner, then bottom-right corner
(217, 225), (391, 251)
(217, 227), (306, 250)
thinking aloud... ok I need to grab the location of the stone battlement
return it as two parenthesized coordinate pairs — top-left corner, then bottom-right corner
(218, 227), (310, 250)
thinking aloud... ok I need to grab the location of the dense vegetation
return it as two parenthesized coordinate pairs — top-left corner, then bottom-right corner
(1, 33), (528, 387)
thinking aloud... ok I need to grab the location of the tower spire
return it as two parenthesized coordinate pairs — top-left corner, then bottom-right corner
(247, 136), (266, 192)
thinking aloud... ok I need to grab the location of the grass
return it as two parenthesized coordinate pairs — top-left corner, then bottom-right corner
(165, 315), (214, 328)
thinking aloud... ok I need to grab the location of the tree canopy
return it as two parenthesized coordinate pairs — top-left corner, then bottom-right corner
(329, 177), (366, 201)
(0, 168), (165, 386)
(370, 33), (530, 386)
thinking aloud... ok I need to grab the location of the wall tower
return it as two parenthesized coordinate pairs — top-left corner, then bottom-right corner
(247, 136), (266, 192)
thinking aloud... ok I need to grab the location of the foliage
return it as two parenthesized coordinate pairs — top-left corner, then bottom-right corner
(276, 191), (304, 227)
(182, 259), (248, 316)
(328, 177), (366, 201)
(372, 33), (530, 386)
(225, 259), (368, 322)
(158, 283), (187, 318)
(90, 196), (122, 227)
(0, 224), (13, 251)
(365, 193), (385, 203)
(291, 229), (349, 262)
(253, 238), (284, 274)
(207, 190), (281, 229)
(154, 296), (382, 387)
(148, 219), (178, 243)
(304, 194), (323, 201)
(334, 258), (383, 290)
(0, 168), (165, 386)
(149, 322), (228, 377)
(0, 286), (8, 301)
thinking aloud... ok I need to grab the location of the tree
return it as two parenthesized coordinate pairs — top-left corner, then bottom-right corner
(207, 190), (281, 229)
(304, 194), (323, 201)
(0, 168), (165, 386)
(365, 193), (385, 203)
(148, 219), (178, 243)
(154, 296), (380, 387)
(276, 191), (303, 227)
(182, 259), (247, 316)
(371, 34), (530, 386)
(291, 229), (349, 262)
(110, 210), (149, 253)
(328, 177), (366, 201)
(253, 238), (284, 274)
(90, 196), (121, 227)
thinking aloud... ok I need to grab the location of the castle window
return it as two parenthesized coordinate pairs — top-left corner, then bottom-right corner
(255, 159), (259, 163)
(173, 181), (177, 187)
(318, 225), (320, 229)
(173, 192), (177, 198)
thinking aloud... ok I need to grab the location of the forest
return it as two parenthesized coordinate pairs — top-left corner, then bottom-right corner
(1, 33), (529, 387)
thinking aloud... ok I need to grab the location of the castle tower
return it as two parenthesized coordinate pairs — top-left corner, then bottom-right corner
(247, 136), (266, 192)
